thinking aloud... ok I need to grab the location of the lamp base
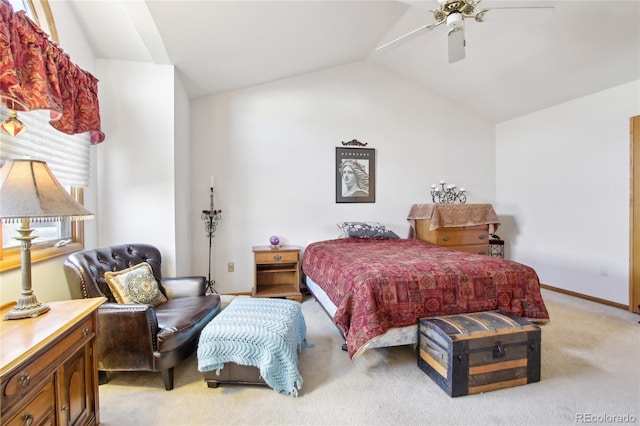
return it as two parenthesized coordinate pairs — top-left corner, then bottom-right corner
(3, 301), (50, 320)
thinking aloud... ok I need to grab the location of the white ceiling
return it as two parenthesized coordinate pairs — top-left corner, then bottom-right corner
(65, 0), (640, 123)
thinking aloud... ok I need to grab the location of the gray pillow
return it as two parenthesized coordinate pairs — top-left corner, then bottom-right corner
(337, 222), (400, 239)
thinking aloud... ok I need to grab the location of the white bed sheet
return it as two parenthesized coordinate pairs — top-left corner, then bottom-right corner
(305, 276), (417, 358)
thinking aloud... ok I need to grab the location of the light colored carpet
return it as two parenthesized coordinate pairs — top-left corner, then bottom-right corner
(98, 289), (639, 426)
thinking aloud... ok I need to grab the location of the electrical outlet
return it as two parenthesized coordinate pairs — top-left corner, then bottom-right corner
(599, 265), (608, 277)
(227, 262), (234, 272)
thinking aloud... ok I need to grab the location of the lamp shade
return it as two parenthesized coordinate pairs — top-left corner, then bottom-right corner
(0, 159), (94, 222)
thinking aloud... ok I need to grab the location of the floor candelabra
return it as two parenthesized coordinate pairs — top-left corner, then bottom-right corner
(201, 186), (222, 294)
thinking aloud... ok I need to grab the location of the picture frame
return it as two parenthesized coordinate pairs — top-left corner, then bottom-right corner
(336, 147), (375, 203)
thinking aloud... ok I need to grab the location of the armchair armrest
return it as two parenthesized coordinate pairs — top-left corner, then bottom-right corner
(96, 303), (159, 370)
(161, 276), (207, 299)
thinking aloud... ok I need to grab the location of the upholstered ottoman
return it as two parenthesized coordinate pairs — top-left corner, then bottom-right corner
(197, 297), (307, 396)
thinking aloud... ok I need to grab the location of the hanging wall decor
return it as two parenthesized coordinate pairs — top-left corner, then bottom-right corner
(336, 143), (375, 203)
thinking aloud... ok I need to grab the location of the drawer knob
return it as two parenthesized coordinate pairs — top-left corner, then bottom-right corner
(23, 413), (34, 426)
(19, 373), (30, 388)
(442, 236), (449, 242)
(479, 251), (486, 255)
(274, 255), (282, 261)
(82, 327), (90, 337)
(479, 234), (486, 240)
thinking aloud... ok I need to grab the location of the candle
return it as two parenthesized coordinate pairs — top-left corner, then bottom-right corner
(210, 176), (215, 188)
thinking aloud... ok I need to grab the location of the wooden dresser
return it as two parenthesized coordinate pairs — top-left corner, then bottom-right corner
(1, 297), (105, 426)
(408, 204), (500, 255)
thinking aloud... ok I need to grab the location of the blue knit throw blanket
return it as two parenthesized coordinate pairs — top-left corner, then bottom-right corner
(197, 297), (307, 396)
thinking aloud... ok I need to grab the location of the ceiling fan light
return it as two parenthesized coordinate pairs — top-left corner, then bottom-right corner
(1, 110), (26, 137)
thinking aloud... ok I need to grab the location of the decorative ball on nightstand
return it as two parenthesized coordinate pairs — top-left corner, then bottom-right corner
(269, 235), (280, 247)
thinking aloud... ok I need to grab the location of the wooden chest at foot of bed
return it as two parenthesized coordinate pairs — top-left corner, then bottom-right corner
(418, 311), (541, 397)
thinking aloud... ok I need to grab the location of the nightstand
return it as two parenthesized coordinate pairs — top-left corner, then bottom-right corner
(252, 245), (302, 302)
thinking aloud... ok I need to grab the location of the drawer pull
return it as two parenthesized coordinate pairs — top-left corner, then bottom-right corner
(274, 255), (282, 261)
(479, 234), (486, 240)
(23, 413), (34, 426)
(19, 373), (30, 388)
(82, 327), (90, 337)
(442, 236), (449, 242)
(479, 251), (486, 255)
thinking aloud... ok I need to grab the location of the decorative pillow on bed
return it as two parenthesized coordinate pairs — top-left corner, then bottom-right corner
(104, 262), (168, 306)
(337, 222), (400, 239)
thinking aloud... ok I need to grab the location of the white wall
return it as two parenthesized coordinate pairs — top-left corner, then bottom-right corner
(496, 80), (640, 305)
(174, 74), (191, 276)
(95, 60), (179, 276)
(190, 61), (496, 294)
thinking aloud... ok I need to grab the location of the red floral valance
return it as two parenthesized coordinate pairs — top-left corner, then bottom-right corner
(0, 0), (104, 143)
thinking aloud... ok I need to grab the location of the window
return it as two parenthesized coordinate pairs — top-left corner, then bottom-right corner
(8, 0), (58, 41)
(1, 0), (90, 271)
(0, 108), (90, 271)
(2, 213), (72, 249)
(0, 187), (86, 272)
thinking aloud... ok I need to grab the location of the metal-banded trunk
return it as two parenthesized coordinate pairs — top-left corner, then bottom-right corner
(418, 311), (541, 397)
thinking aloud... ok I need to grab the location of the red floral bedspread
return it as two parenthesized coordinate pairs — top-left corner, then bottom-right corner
(301, 238), (550, 358)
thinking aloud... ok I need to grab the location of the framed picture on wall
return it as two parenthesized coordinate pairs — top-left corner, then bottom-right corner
(336, 147), (375, 203)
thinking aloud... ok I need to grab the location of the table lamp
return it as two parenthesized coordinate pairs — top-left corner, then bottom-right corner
(0, 159), (94, 320)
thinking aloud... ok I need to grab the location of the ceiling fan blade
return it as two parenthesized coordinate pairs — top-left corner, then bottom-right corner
(447, 12), (465, 63)
(475, 6), (555, 23)
(376, 21), (443, 52)
(448, 26), (465, 63)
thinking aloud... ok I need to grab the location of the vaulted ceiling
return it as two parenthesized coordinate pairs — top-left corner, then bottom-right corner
(65, 0), (639, 123)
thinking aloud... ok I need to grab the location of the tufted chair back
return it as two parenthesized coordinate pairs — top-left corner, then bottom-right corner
(64, 243), (163, 303)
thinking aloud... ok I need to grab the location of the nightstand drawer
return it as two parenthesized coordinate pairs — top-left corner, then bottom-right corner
(254, 251), (298, 264)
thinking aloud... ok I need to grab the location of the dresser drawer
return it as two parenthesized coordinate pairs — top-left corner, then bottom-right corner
(5, 379), (55, 426)
(445, 244), (489, 255)
(416, 221), (488, 246)
(254, 250), (298, 264)
(434, 226), (488, 246)
(2, 317), (95, 406)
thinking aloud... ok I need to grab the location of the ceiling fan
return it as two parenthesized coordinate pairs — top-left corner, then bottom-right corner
(376, 0), (554, 63)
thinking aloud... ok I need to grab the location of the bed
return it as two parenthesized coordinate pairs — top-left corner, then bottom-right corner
(301, 237), (550, 359)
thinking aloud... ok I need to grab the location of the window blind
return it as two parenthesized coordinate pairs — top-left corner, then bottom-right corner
(0, 107), (90, 187)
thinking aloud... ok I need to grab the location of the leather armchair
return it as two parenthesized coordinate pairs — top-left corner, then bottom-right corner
(63, 243), (221, 390)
